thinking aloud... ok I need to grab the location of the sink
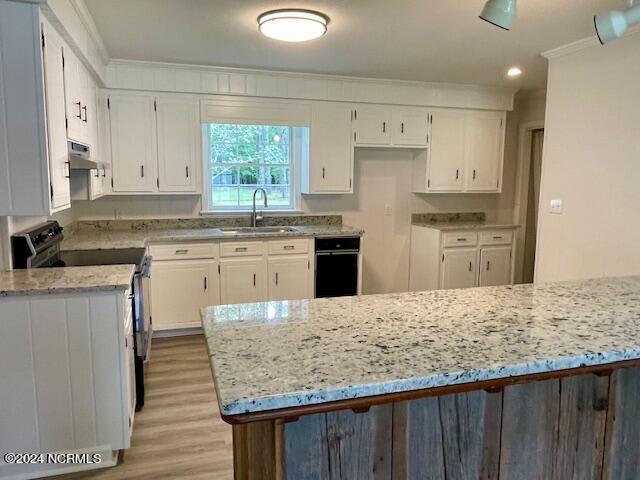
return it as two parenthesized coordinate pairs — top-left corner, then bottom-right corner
(218, 226), (301, 235)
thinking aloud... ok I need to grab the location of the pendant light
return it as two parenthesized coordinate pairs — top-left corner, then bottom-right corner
(594, 0), (640, 44)
(479, 0), (517, 30)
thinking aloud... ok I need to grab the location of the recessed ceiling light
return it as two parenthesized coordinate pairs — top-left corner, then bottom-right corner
(258, 9), (329, 42)
(507, 66), (522, 78)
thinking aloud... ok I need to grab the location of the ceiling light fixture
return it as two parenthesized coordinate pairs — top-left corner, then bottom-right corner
(507, 66), (522, 77)
(258, 9), (329, 42)
(594, 0), (640, 44)
(479, 0), (517, 30)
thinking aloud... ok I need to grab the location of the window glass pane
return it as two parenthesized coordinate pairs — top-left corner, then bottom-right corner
(206, 123), (298, 211)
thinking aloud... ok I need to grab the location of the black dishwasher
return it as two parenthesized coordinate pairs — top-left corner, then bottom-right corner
(315, 236), (360, 298)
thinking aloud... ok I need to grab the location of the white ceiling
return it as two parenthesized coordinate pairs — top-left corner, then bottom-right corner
(85, 0), (622, 90)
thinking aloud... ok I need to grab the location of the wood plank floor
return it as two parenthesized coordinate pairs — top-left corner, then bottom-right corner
(55, 335), (233, 480)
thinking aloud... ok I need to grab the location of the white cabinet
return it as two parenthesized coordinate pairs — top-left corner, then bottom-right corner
(63, 48), (99, 149)
(108, 94), (158, 192)
(268, 255), (312, 300)
(353, 106), (392, 145)
(409, 225), (516, 291)
(392, 109), (429, 147)
(412, 109), (505, 194)
(464, 111), (504, 192)
(220, 257), (267, 304)
(156, 97), (199, 192)
(150, 259), (219, 330)
(479, 246), (512, 287)
(303, 104), (353, 194)
(41, 18), (71, 212)
(441, 248), (477, 289)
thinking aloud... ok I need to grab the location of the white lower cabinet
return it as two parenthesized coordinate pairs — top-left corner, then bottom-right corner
(479, 246), (512, 287)
(410, 225), (516, 291)
(441, 248), (478, 290)
(150, 258), (219, 330)
(268, 255), (312, 301)
(220, 257), (267, 304)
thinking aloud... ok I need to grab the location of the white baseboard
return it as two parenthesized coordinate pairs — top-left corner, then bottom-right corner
(153, 326), (203, 338)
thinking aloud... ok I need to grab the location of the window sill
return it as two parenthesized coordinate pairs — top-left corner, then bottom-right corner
(199, 210), (305, 216)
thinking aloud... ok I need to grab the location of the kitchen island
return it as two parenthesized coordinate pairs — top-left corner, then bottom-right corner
(203, 276), (640, 480)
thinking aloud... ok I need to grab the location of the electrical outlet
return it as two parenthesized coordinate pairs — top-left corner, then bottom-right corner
(550, 199), (563, 214)
(384, 204), (392, 216)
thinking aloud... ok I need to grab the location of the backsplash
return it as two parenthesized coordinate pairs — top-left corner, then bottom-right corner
(67, 215), (342, 233)
(411, 212), (486, 224)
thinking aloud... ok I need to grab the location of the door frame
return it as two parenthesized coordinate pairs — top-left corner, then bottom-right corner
(512, 121), (545, 284)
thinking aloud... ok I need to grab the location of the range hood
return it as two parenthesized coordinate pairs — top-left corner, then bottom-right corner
(68, 141), (108, 170)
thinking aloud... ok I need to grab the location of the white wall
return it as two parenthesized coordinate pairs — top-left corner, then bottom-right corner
(536, 33), (640, 282)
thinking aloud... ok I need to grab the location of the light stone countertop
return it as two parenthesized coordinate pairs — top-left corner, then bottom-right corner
(61, 225), (364, 251)
(0, 265), (135, 297)
(202, 276), (640, 416)
(412, 221), (520, 231)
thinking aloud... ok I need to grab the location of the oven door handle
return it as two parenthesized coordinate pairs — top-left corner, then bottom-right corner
(316, 250), (360, 256)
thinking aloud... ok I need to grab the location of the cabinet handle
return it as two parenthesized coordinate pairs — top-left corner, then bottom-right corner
(253, 273), (256, 287)
(81, 105), (87, 123)
(101, 169), (106, 178)
(235, 247), (248, 252)
(185, 166), (189, 178)
(469, 262), (473, 272)
(275, 272), (279, 285)
(457, 238), (467, 242)
(283, 245), (295, 250)
(486, 261), (491, 271)
(493, 236), (503, 240)
(174, 249), (188, 254)
(74, 101), (82, 119)
(94, 170), (100, 178)
(322, 167), (325, 179)
(204, 276), (208, 291)
(382, 121), (386, 133)
(473, 169), (476, 180)
(140, 165), (144, 178)
(455, 169), (459, 180)
(64, 161), (71, 178)
(401, 122), (404, 134)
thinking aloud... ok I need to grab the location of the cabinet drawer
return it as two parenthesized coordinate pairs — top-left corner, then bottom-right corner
(480, 230), (513, 246)
(148, 242), (218, 260)
(220, 241), (265, 257)
(267, 239), (309, 255)
(443, 232), (478, 247)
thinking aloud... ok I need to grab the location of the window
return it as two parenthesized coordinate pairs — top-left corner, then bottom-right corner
(203, 123), (305, 211)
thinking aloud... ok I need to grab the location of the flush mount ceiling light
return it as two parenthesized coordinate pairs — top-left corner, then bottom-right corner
(594, 0), (640, 44)
(258, 9), (329, 42)
(507, 66), (522, 77)
(479, 0), (517, 30)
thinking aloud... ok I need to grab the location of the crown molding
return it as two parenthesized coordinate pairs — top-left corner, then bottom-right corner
(543, 25), (640, 59)
(68, 0), (110, 63)
(106, 59), (517, 111)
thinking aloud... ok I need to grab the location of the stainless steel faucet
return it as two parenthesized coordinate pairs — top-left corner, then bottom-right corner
(252, 188), (268, 227)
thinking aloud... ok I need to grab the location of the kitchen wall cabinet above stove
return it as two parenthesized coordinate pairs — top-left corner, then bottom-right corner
(107, 93), (200, 195)
(64, 48), (99, 150)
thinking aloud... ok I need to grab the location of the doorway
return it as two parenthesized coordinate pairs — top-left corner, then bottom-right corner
(514, 122), (545, 284)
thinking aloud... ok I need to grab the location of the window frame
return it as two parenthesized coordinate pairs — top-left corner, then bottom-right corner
(202, 123), (303, 213)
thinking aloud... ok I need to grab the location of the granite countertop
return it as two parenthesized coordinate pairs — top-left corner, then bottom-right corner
(202, 276), (640, 416)
(413, 221), (520, 231)
(0, 265), (135, 297)
(61, 225), (364, 251)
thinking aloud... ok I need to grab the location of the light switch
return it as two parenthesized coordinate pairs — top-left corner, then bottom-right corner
(550, 199), (563, 214)
(384, 204), (392, 216)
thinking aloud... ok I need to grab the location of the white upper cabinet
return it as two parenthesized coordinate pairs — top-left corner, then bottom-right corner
(156, 97), (199, 192)
(412, 108), (505, 194)
(391, 108), (429, 147)
(108, 94), (158, 192)
(303, 104), (353, 194)
(464, 111), (505, 192)
(42, 19), (71, 212)
(63, 49), (98, 149)
(353, 106), (392, 145)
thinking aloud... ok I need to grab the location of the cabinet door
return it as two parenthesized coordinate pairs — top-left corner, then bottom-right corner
(392, 109), (429, 146)
(441, 248), (477, 289)
(41, 21), (71, 211)
(83, 74), (99, 150)
(307, 105), (353, 193)
(428, 110), (465, 191)
(220, 257), (267, 304)
(353, 106), (391, 145)
(109, 95), (157, 192)
(89, 168), (103, 199)
(267, 255), (312, 301)
(63, 48), (84, 144)
(479, 246), (512, 287)
(156, 97), (198, 192)
(464, 111), (504, 192)
(149, 259), (219, 330)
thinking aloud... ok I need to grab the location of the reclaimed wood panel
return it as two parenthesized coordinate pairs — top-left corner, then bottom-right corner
(325, 405), (392, 480)
(284, 413), (330, 480)
(499, 379), (560, 480)
(233, 420), (280, 480)
(554, 374), (609, 480)
(603, 366), (640, 480)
